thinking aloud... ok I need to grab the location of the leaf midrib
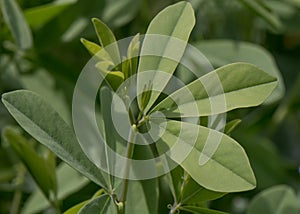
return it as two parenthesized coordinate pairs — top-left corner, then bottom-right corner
(156, 120), (255, 189)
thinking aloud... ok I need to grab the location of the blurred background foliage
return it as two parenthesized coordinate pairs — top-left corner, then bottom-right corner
(0, 0), (299, 213)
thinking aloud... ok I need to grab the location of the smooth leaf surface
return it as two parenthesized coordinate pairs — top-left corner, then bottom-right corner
(122, 33), (140, 79)
(1, 0), (33, 49)
(92, 18), (120, 64)
(3, 127), (57, 201)
(196, 40), (284, 103)
(137, 1), (195, 113)
(22, 163), (89, 214)
(247, 185), (300, 214)
(153, 120), (256, 192)
(96, 62), (124, 91)
(64, 200), (89, 214)
(151, 63), (277, 117)
(1, 90), (108, 188)
(124, 180), (158, 214)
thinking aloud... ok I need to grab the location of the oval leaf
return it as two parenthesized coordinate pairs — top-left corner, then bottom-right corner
(153, 120), (256, 192)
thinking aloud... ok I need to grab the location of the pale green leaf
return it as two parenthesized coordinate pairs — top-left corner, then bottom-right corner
(151, 63), (277, 117)
(137, 1), (195, 113)
(122, 33), (140, 79)
(247, 185), (300, 214)
(1, 0), (33, 49)
(153, 120), (256, 192)
(195, 40), (284, 103)
(1, 90), (108, 188)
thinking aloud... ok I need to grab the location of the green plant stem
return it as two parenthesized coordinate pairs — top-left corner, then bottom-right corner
(118, 125), (136, 213)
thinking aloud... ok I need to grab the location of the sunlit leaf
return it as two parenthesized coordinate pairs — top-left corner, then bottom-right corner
(151, 63), (277, 117)
(153, 120), (256, 192)
(137, 1), (195, 113)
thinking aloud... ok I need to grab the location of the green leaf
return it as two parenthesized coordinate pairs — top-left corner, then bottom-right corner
(80, 38), (102, 56)
(1, 0), (33, 49)
(180, 206), (229, 214)
(96, 62), (124, 91)
(3, 127), (57, 201)
(64, 200), (89, 214)
(1, 90), (108, 188)
(247, 185), (300, 214)
(151, 63), (277, 117)
(153, 120), (256, 192)
(124, 180), (158, 214)
(22, 163), (89, 214)
(195, 40), (284, 104)
(92, 18), (120, 65)
(137, 1), (195, 113)
(79, 194), (117, 214)
(24, 0), (77, 29)
(237, 0), (282, 31)
(122, 33), (140, 79)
